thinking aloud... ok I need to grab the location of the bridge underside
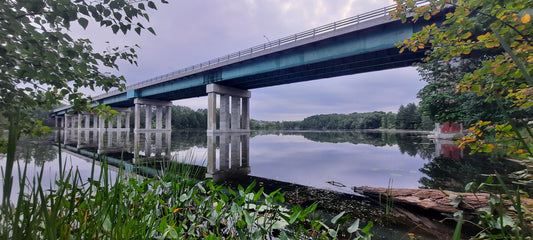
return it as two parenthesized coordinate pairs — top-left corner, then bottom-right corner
(223, 47), (424, 89)
(93, 16), (431, 109)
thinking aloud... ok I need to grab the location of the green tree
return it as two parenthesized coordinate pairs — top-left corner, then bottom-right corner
(392, 0), (532, 156)
(1, 0), (167, 206)
(392, 0), (533, 237)
(396, 103), (422, 129)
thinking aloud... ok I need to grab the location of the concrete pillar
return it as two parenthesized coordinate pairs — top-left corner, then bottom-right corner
(107, 129), (112, 147)
(220, 134), (229, 170)
(125, 112), (131, 129)
(165, 131), (171, 157)
(206, 84), (250, 133)
(242, 97), (250, 130)
(64, 114), (69, 129)
(166, 106), (172, 130)
(117, 112), (122, 129)
(145, 104), (152, 130)
(155, 132), (162, 158)
(156, 106), (163, 130)
(84, 115), (90, 129)
(220, 95), (230, 131)
(99, 115), (105, 130)
(97, 129), (104, 153)
(206, 135), (216, 177)
(145, 132), (152, 157)
(207, 92), (217, 131)
(241, 134), (250, 167)
(230, 134), (240, 168)
(231, 96), (241, 130)
(93, 114), (99, 128)
(135, 103), (140, 132)
(77, 114), (82, 131)
(133, 131), (140, 163)
(55, 117), (58, 128)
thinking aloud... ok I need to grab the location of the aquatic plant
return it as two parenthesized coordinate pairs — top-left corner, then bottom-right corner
(0, 145), (371, 239)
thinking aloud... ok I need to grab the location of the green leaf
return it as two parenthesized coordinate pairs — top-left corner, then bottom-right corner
(113, 12), (122, 21)
(347, 218), (360, 233)
(361, 221), (373, 234)
(77, 17), (89, 29)
(148, 1), (157, 9)
(147, 27), (156, 35)
(111, 25), (119, 34)
(253, 187), (263, 201)
(331, 211), (345, 224)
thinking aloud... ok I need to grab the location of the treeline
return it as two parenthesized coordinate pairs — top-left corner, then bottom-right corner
(251, 103), (434, 131)
(47, 103), (432, 131)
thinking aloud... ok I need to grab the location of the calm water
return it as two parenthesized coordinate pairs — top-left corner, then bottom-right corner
(2, 129), (522, 196)
(2, 129), (525, 239)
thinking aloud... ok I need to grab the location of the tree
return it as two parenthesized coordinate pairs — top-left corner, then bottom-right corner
(392, 0), (533, 237)
(392, 0), (532, 156)
(1, 0), (167, 206)
(396, 103), (422, 129)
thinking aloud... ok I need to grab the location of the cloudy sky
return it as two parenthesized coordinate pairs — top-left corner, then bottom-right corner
(75, 0), (425, 121)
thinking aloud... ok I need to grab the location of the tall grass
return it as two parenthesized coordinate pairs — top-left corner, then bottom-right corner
(0, 138), (371, 239)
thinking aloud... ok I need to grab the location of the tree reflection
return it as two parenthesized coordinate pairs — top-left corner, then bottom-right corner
(419, 154), (524, 192)
(13, 140), (57, 166)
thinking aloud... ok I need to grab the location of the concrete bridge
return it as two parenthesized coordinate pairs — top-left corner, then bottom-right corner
(51, 1), (443, 135)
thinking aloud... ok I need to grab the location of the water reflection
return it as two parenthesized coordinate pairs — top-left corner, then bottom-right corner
(206, 133), (251, 181)
(46, 130), (526, 193)
(133, 130), (171, 162)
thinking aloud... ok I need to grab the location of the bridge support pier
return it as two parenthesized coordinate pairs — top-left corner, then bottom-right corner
(206, 84), (251, 134)
(133, 98), (173, 162)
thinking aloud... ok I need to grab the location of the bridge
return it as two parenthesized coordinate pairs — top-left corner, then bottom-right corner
(51, 1), (444, 135)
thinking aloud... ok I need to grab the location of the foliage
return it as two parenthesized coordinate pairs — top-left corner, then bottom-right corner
(392, 0), (533, 238)
(171, 106), (207, 129)
(0, 153), (371, 239)
(0, 0), (166, 116)
(251, 108), (432, 131)
(396, 103), (422, 129)
(416, 56), (513, 125)
(392, 0), (533, 156)
(455, 174), (533, 239)
(0, 0), (167, 225)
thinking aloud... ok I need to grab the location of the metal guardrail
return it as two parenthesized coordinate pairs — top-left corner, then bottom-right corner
(91, 0), (430, 100)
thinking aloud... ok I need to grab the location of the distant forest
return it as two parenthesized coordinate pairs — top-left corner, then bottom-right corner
(38, 103), (432, 131)
(162, 103), (434, 131)
(251, 103), (434, 131)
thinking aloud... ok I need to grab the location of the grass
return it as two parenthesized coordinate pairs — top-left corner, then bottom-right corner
(0, 134), (372, 239)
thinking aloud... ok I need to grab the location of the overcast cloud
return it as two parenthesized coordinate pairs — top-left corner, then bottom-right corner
(73, 0), (425, 121)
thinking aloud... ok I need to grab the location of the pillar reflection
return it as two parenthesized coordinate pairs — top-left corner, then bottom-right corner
(133, 130), (172, 163)
(206, 132), (251, 181)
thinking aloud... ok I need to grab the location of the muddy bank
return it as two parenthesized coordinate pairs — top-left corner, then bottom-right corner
(217, 175), (459, 240)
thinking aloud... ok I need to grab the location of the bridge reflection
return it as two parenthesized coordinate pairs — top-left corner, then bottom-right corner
(56, 129), (252, 181)
(207, 132), (251, 181)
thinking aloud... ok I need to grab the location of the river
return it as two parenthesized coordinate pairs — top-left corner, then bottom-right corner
(0, 129), (524, 239)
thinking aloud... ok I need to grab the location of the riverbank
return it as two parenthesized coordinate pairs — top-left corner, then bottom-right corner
(217, 174), (457, 240)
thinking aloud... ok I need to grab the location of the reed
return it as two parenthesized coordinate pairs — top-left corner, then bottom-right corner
(1, 141), (369, 239)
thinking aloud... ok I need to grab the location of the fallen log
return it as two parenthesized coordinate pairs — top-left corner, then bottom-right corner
(353, 187), (492, 214)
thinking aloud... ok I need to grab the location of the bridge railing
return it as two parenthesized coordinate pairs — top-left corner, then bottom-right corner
(93, 0), (429, 100)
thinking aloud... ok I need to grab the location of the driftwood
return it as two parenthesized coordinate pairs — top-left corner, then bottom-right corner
(353, 187), (494, 214)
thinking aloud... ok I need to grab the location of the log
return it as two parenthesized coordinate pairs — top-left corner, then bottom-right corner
(352, 187), (493, 214)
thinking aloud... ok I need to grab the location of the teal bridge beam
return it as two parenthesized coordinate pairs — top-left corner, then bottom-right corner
(52, 1), (445, 119)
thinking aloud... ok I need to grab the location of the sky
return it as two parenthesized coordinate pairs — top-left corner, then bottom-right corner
(74, 0), (426, 121)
